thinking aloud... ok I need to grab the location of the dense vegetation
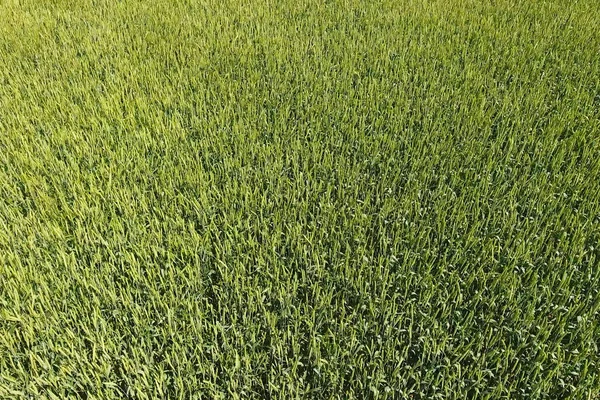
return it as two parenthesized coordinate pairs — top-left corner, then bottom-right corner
(1, 0), (599, 398)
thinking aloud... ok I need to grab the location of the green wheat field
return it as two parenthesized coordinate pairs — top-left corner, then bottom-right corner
(1, 0), (599, 398)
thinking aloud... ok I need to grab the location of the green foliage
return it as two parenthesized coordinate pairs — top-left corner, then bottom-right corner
(1, 0), (599, 398)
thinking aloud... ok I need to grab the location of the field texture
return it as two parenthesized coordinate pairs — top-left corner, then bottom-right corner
(1, 0), (600, 398)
